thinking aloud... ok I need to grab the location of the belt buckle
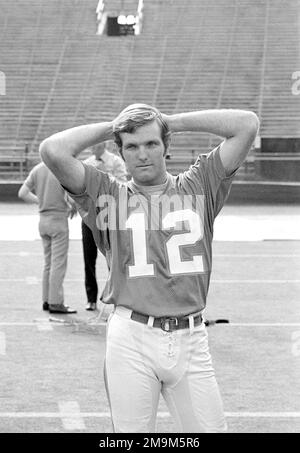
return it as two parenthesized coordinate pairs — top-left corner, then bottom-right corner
(161, 317), (178, 332)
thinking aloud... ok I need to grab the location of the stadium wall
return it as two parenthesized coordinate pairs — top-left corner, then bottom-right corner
(1, 181), (299, 205)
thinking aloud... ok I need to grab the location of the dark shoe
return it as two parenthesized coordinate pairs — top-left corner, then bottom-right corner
(49, 304), (77, 314)
(43, 302), (49, 311)
(86, 302), (97, 311)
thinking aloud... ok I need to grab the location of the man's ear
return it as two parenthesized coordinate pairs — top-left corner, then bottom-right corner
(163, 133), (171, 157)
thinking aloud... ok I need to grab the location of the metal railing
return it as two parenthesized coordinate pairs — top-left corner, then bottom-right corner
(1, 149), (299, 181)
(0, 148), (40, 180)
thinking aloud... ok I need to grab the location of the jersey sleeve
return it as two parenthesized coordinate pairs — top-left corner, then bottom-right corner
(65, 163), (120, 256)
(186, 143), (237, 218)
(65, 163), (111, 210)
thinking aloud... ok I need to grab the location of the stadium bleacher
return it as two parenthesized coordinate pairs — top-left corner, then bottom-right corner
(0, 0), (299, 187)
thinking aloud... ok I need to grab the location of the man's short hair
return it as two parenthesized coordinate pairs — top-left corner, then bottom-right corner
(113, 103), (170, 157)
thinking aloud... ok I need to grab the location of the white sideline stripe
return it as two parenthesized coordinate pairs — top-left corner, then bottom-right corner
(0, 411), (300, 419)
(0, 332), (6, 355)
(0, 278), (299, 283)
(58, 401), (86, 430)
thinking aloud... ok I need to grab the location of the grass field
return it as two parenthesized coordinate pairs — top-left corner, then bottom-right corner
(0, 202), (299, 433)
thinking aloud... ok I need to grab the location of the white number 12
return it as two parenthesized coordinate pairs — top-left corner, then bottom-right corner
(125, 209), (204, 278)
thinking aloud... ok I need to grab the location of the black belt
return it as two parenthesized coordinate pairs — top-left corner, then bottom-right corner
(130, 311), (202, 332)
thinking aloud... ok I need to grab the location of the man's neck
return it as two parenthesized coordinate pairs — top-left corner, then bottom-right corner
(132, 175), (168, 190)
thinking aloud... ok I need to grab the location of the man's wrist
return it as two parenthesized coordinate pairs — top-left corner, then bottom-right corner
(103, 121), (114, 140)
(164, 113), (184, 134)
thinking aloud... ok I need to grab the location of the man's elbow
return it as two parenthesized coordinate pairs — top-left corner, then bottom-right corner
(244, 111), (260, 140)
(39, 138), (60, 166)
(18, 186), (26, 200)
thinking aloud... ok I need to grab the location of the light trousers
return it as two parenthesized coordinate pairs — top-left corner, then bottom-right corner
(39, 213), (69, 305)
(105, 306), (227, 433)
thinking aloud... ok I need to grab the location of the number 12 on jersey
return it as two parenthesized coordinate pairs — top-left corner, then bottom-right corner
(125, 209), (204, 278)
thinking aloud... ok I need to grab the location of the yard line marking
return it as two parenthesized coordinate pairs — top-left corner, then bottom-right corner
(214, 254), (300, 258)
(64, 278), (108, 282)
(35, 319), (53, 331)
(0, 411), (300, 419)
(0, 322), (39, 326)
(0, 321), (107, 327)
(58, 401), (86, 430)
(25, 276), (38, 285)
(224, 323), (300, 327)
(2, 251), (75, 256)
(0, 278), (107, 283)
(217, 279), (300, 283)
(0, 332), (6, 355)
(0, 252), (81, 256)
(225, 412), (300, 418)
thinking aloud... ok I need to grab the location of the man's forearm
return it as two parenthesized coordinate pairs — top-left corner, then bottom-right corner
(40, 121), (114, 158)
(166, 109), (259, 138)
(39, 121), (114, 195)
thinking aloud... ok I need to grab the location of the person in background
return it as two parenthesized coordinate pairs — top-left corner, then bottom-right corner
(82, 142), (127, 311)
(18, 161), (77, 314)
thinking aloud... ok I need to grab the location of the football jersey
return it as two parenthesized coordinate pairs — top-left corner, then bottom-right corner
(70, 144), (235, 317)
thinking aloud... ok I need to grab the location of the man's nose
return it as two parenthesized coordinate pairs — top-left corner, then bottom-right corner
(137, 146), (148, 160)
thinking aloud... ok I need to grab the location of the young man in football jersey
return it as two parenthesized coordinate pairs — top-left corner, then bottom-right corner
(40, 104), (259, 433)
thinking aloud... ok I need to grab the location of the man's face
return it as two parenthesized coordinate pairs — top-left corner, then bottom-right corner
(121, 121), (167, 186)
